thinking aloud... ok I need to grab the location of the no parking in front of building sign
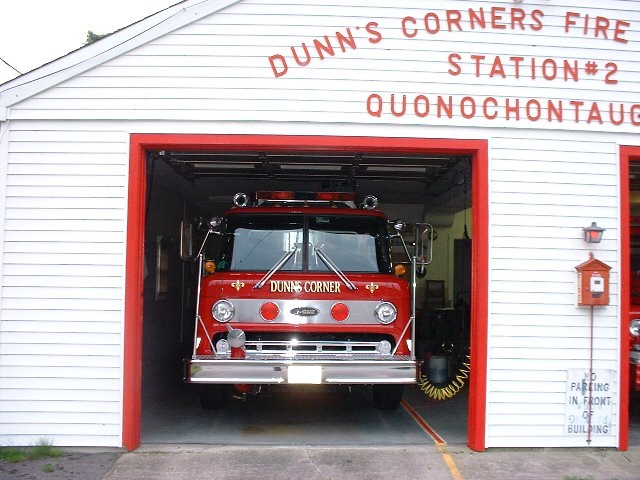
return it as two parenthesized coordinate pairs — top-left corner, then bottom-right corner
(565, 369), (615, 438)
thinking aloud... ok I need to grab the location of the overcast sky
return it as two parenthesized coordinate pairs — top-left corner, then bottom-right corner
(0, 0), (180, 85)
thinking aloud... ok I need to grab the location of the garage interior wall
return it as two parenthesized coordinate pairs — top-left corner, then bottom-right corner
(0, 0), (638, 449)
(141, 157), (194, 403)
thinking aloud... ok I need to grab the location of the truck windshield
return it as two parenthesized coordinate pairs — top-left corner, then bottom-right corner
(308, 215), (385, 273)
(217, 213), (391, 273)
(223, 215), (304, 271)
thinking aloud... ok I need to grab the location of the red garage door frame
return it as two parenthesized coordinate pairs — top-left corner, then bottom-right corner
(124, 134), (489, 451)
(620, 145), (640, 451)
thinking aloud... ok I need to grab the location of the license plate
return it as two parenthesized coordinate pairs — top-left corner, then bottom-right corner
(287, 365), (322, 384)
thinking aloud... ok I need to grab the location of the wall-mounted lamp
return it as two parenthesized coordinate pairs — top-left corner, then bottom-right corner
(583, 222), (605, 244)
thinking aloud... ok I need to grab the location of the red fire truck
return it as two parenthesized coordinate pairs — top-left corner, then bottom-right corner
(183, 191), (428, 410)
(629, 217), (640, 400)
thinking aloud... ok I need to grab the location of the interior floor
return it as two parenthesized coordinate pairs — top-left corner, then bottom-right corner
(141, 383), (468, 445)
(141, 383), (639, 446)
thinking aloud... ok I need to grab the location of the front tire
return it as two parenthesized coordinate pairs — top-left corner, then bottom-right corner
(373, 384), (404, 410)
(198, 384), (230, 410)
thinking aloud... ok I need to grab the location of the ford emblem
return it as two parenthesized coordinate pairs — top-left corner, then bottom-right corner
(291, 307), (319, 317)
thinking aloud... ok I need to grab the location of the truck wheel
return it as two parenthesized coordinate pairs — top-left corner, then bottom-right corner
(198, 385), (229, 410)
(373, 384), (404, 410)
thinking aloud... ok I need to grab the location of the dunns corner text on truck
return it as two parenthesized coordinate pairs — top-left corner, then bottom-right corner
(182, 191), (432, 410)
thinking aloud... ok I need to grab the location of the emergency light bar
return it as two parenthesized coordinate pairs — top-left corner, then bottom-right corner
(234, 191), (365, 208)
(257, 191), (356, 202)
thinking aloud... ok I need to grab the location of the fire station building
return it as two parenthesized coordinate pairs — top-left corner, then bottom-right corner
(0, 0), (639, 451)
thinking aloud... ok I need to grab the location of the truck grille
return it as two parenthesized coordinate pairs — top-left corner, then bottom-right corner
(204, 340), (395, 359)
(246, 340), (384, 356)
(208, 332), (397, 359)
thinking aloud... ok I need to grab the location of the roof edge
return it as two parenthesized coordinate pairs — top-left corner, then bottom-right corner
(0, 0), (242, 110)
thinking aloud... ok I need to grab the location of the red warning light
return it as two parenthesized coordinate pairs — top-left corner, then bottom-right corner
(331, 303), (349, 322)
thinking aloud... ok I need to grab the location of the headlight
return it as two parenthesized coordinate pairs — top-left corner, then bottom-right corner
(377, 340), (392, 355)
(630, 319), (640, 337)
(215, 338), (230, 353)
(374, 302), (397, 324)
(212, 299), (235, 322)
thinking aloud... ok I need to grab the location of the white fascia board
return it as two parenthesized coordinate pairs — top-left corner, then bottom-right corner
(0, 0), (242, 109)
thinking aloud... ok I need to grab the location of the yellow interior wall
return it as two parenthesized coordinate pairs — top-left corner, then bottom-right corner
(420, 208), (472, 306)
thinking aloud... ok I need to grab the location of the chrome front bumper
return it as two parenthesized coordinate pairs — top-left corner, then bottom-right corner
(185, 354), (418, 384)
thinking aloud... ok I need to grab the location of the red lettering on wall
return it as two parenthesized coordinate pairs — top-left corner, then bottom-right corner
(610, 104), (624, 126)
(587, 103), (603, 124)
(631, 105), (640, 126)
(452, 54), (595, 83)
(483, 97), (498, 119)
(401, 16), (418, 38)
(564, 11), (629, 44)
(445, 10), (462, 31)
(414, 95), (430, 118)
(365, 22), (382, 44)
(292, 44), (311, 67)
(489, 57), (505, 78)
(313, 36), (335, 60)
(367, 94), (383, 117)
(269, 55), (288, 78)
(490, 7), (507, 30)
(511, 8), (526, 30)
(526, 99), (542, 121)
(365, 94), (640, 127)
(460, 97), (476, 119)
(402, 7), (544, 34)
(448, 53), (462, 76)
(267, 26), (376, 78)
(505, 98), (520, 120)
(605, 63), (618, 85)
(390, 94), (407, 117)
(423, 12), (440, 34)
(570, 100), (585, 122)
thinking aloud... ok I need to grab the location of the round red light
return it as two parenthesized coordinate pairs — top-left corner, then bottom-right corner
(331, 303), (349, 322)
(260, 302), (279, 321)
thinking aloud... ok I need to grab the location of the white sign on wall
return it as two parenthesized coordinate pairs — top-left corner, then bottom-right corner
(565, 369), (615, 437)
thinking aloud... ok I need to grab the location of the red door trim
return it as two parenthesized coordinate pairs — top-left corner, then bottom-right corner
(123, 134), (489, 451)
(619, 145), (640, 451)
(468, 141), (489, 451)
(123, 138), (147, 450)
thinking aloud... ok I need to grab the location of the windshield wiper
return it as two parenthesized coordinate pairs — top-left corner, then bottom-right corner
(254, 248), (297, 290)
(314, 246), (357, 291)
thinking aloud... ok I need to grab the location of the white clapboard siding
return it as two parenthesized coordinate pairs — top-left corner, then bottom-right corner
(486, 131), (620, 447)
(1, 0), (637, 448)
(0, 124), (128, 447)
(8, 0), (640, 134)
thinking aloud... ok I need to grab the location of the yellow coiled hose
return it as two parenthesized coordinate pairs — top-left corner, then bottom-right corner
(418, 354), (471, 400)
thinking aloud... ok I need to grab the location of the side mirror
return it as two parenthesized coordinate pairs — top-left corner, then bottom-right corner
(415, 223), (434, 267)
(392, 219), (407, 234)
(191, 216), (223, 259)
(179, 220), (194, 261)
(208, 216), (222, 230)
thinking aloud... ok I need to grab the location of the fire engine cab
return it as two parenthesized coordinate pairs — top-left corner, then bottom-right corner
(630, 217), (640, 400)
(183, 191), (428, 410)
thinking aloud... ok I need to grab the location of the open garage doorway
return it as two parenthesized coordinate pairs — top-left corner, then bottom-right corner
(622, 146), (640, 449)
(124, 135), (489, 451)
